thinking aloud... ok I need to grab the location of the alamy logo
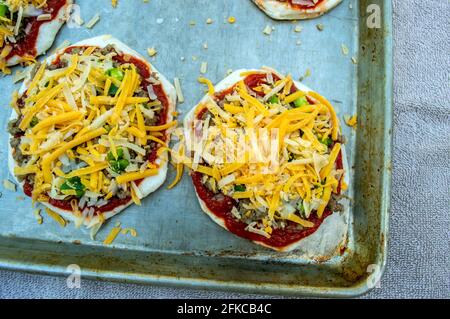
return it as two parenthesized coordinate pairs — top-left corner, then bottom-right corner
(66, 264), (81, 289)
(366, 264), (382, 289)
(367, 4), (382, 29)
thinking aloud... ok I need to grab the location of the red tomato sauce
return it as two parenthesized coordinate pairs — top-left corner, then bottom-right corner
(192, 172), (333, 248)
(6, 0), (67, 60)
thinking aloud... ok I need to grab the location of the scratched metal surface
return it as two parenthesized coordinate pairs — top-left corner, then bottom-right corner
(0, 0), (392, 297)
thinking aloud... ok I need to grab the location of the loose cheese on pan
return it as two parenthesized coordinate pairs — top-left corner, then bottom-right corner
(168, 163), (184, 189)
(45, 208), (67, 228)
(31, 112), (82, 133)
(103, 224), (122, 245)
(198, 77), (215, 95)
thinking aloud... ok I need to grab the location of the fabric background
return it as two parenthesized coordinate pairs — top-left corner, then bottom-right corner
(0, 0), (449, 299)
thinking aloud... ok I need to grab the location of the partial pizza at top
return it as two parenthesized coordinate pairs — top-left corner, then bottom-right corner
(251, 0), (342, 20)
(181, 68), (348, 252)
(0, 0), (72, 74)
(8, 36), (177, 229)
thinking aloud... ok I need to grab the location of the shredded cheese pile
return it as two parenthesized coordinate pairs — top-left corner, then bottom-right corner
(0, 0), (48, 73)
(10, 45), (174, 226)
(177, 70), (345, 238)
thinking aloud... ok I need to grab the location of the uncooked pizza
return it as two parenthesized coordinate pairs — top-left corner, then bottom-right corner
(182, 68), (348, 252)
(8, 35), (177, 229)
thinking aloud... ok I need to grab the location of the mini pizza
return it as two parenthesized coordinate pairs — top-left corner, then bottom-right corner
(0, 0), (71, 74)
(183, 68), (348, 252)
(8, 35), (177, 229)
(251, 0), (342, 20)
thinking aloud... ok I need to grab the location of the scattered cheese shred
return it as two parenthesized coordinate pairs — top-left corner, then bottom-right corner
(45, 208), (67, 227)
(121, 227), (138, 237)
(103, 225), (122, 245)
(3, 179), (16, 192)
(85, 14), (100, 29)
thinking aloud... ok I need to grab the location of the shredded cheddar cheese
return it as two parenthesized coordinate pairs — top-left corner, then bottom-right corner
(177, 69), (346, 239)
(9, 43), (172, 228)
(0, 1), (50, 74)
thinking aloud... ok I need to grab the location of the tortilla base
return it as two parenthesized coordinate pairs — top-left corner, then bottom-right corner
(185, 68), (349, 257)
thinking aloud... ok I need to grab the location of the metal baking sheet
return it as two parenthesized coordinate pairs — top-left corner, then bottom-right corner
(0, 0), (392, 297)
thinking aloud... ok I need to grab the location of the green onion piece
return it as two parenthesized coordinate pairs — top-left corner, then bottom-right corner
(0, 4), (9, 17)
(269, 95), (279, 104)
(107, 148), (128, 173)
(61, 177), (86, 198)
(118, 159), (129, 171)
(234, 185), (246, 192)
(108, 84), (119, 97)
(30, 117), (39, 128)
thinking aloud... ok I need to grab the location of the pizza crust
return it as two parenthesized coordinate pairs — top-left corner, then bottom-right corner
(6, 0), (72, 67)
(184, 68), (349, 256)
(251, 0), (342, 20)
(8, 35), (177, 228)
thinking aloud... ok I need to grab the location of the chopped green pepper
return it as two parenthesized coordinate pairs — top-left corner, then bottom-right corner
(29, 117), (39, 128)
(107, 148), (128, 173)
(268, 95), (279, 104)
(0, 4), (9, 17)
(234, 185), (246, 192)
(293, 96), (308, 108)
(108, 84), (119, 97)
(105, 68), (124, 96)
(110, 160), (129, 173)
(61, 177), (86, 197)
(321, 137), (333, 147)
(118, 159), (129, 170)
